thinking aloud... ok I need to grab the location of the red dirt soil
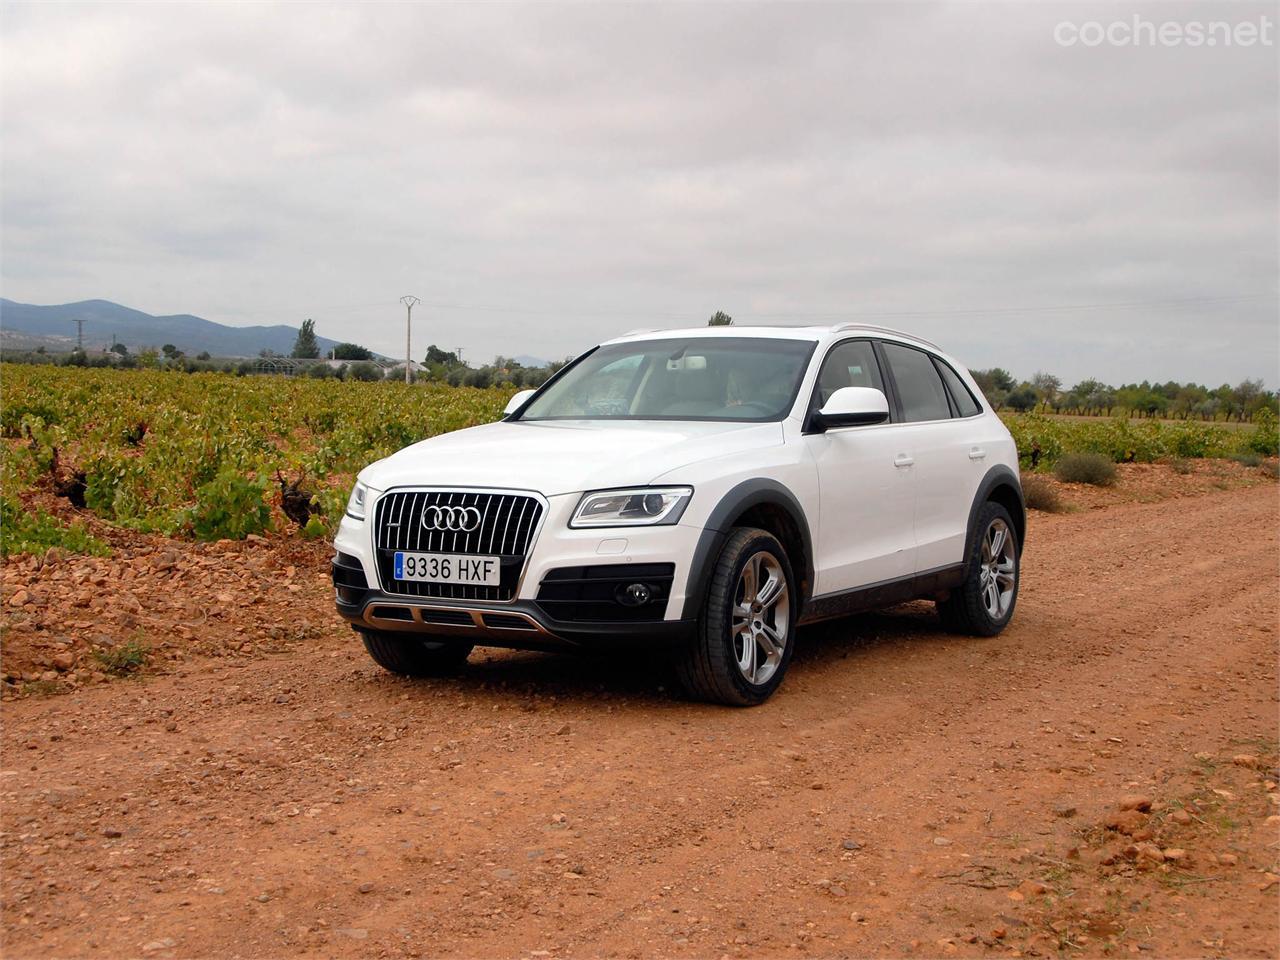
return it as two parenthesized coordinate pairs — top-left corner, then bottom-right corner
(2, 476), (1278, 958)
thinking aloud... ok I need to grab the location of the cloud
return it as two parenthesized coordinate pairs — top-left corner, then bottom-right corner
(2, 0), (1275, 384)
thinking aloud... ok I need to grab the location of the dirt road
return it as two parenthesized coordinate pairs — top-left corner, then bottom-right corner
(3, 483), (1278, 958)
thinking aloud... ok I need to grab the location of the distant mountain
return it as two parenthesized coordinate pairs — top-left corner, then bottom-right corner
(0, 299), (343, 358)
(513, 354), (552, 368)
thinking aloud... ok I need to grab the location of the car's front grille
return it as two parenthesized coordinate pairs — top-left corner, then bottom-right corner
(373, 490), (544, 602)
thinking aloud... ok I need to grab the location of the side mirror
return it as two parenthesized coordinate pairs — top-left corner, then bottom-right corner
(503, 389), (537, 416)
(813, 386), (889, 430)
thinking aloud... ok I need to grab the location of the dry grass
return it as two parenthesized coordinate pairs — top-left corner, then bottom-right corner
(1021, 474), (1066, 513)
(1054, 451), (1118, 486)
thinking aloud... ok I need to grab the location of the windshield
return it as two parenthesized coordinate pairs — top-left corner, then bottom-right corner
(518, 337), (817, 422)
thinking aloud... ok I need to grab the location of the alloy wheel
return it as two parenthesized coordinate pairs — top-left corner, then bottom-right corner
(731, 551), (790, 685)
(978, 518), (1017, 619)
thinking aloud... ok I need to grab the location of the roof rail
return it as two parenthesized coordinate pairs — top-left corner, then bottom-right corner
(830, 322), (942, 351)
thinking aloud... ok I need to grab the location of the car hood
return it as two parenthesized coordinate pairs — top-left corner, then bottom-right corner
(360, 419), (784, 496)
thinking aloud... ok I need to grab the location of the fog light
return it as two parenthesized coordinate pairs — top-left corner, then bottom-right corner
(619, 582), (652, 606)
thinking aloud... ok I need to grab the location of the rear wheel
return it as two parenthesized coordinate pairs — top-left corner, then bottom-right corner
(359, 629), (473, 676)
(676, 527), (796, 706)
(937, 501), (1019, 636)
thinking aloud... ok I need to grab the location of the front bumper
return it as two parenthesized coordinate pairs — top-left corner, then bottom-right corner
(334, 588), (697, 651)
(332, 489), (704, 649)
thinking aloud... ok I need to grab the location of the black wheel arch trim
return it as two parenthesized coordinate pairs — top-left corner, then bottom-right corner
(968, 464), (1026, 557)
(679, 478), (815, 621)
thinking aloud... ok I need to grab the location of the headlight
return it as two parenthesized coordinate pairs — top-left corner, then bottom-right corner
(570, 486), (692, 528)
(346, 481), (374, 520)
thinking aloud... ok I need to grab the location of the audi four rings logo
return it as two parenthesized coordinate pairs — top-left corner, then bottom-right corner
(421, 505), (482, 532)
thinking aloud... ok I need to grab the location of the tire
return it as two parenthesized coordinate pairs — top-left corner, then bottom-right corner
(937, 501), (1020, 637)
(359, 629), (473, 676)
(675, 527), (797, 706)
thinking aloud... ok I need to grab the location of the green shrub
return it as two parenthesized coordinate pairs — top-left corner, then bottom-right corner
(94, 639), (149, 676)
(187, 468), (271, 541)
(1169, 458), (1193, 475)
(0, 402), (61, 437)
(0, 497), (111, 557)
(1020, 474), (1065, 513)
(1054, 452), (1117, 486)
(1230, 452), (1262, 468)
(1239, 408), (1279, 457)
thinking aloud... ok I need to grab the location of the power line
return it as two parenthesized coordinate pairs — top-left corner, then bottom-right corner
(309, 291), (1275, 325)
(734, 293), (1277, 321)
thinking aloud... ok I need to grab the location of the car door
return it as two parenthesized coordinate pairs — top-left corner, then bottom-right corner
(802, 339), (916, 595)
(878, 342), (985, 574)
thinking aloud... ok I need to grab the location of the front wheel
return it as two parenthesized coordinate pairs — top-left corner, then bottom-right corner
(359, 629), (474, 676)
(937, 501), (1020, 636)
(675, 527), (797, 706)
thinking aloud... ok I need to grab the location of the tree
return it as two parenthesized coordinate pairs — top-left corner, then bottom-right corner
(969, 368), (1015, 409)
(331, 342), (373, 361)
(1233, 379), (1265, 421)
(292, 319), (320, 359)
(345, 361), (382, 382)
(1030, 371), (1061, 410)
(971, 368), (1015, 394)
(708, 310), (733, 326)
(109, 342), (128, 357)
(1005, 383), (1039, 412)
(161, 343), (183, 360)
(196, 351), (211, 361)
(424, 344), (460, 366)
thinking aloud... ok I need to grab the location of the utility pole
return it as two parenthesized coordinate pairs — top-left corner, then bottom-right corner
(72, 318), (86, 351)
(400, 296), (420, 385)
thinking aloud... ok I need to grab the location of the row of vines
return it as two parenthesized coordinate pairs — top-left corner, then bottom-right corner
(1003, 409), (1277, 468)
(1, 365), (508, 548)
(1, 365), (1275, 554)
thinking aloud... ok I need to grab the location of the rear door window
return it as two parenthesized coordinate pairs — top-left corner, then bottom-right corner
(881, 342), (952, 422)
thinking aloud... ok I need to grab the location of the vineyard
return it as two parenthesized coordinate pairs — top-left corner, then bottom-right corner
(1, 365), (509, 551)
(1, 364), (1276, 556)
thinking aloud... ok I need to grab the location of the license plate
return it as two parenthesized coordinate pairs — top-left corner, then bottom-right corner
(393, 552), (501, 586)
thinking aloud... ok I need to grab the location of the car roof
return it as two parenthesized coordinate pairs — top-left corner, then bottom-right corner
(602, 323), (943, 353)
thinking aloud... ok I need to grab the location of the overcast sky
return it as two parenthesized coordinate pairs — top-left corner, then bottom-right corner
(2, 1), (1276, 385)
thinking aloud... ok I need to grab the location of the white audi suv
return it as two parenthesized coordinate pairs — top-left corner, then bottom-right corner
(333, 324), (1024, 705)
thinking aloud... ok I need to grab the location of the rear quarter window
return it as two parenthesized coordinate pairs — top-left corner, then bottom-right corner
(934, 360), (982, 417)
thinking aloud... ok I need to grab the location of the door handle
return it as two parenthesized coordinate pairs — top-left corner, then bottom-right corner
(968, 447), (987, 460)
(894, 454), (914, 468)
